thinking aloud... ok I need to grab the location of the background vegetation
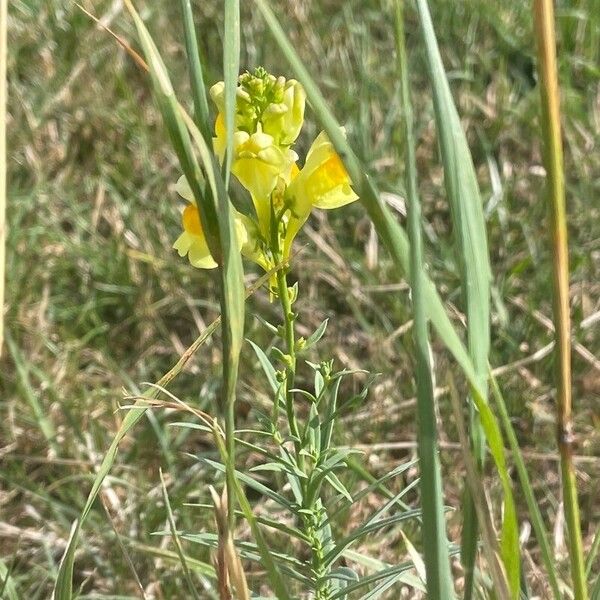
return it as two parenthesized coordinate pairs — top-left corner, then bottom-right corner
(2, 0), (599, 596)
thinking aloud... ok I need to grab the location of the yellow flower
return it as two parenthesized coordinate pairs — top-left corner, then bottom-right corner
(173, 202), (218, 269)
(261, 79), (306, 146)
(209, 73), (306, 147)
(212, 114), (297, 238)
(283, 130), (358, 256)
(174, 176), (264, 270)
(175, 174), (195, 202)
(213, 113), (290, 202)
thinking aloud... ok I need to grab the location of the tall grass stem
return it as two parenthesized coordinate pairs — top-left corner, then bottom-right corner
(394, 3), (456, 597)
(532, 1), (588, 598)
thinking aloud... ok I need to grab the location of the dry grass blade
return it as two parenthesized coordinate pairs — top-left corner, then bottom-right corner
(210, 486), (250, 600)
(533, 1), (588, 597)
(75, 3), (148, 71)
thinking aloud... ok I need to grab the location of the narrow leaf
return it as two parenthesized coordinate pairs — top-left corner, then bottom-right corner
(394, 3), (456, 597)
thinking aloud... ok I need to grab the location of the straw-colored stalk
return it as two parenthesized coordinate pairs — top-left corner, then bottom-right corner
(532, 1), (587, 598)
(0, 0), (7, 358)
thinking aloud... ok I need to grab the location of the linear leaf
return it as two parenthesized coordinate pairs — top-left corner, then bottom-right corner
(413, 1), (492, 596)
(248, 339), (279, 393)
(201, 458), (295, 513)
(178, 0), (211, 139)
(394, 3), (455, 597)
(323, 510), (422, 567)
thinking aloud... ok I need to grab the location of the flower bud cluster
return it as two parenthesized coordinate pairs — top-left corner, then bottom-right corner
(172, 67), (358, 273)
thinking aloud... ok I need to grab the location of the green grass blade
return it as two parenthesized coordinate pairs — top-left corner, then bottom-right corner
(222, 0), (243, 529)
(179, 0), (211, 140)
(412, 0), (493, 595)
(180, 90), (247, 537)
(490, 372), (563, 600)
(222, 0), (239, 189)
(394, 2), (455, 597)
(413, 0), (491, 394)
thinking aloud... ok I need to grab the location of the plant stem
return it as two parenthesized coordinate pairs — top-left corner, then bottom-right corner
(275, 258), (333, 598)
(394, 3), (456, 598)
(533, 1), (588, 598)
(276, 265), (301, 449)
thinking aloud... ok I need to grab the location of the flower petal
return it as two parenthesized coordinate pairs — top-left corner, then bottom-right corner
(176, 175), (195, 203)
(187, 237), (218, 269)
(174, 205), (218, 269)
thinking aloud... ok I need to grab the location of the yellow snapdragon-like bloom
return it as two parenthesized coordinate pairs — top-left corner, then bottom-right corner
(209, 72), (305, 147)
(283, 130), (358, 257)
(173, 202), (218, 269)
(209, 70), (304, 235)
(212, 112), (298, 238)
(213, 113), (292, 202)
(261, 79), (305, 146)
(173, 69), (358, 276)
(173, 175), (251, 270)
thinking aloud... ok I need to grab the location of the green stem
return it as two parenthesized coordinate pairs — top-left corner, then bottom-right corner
(533, 1), (588, 598)
(274, 250), (333, 598)
(276, 265), (301, 449)
(395, 3), (456, 598)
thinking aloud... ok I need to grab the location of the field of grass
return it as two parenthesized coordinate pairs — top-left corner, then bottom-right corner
(2, 0), (599, 597)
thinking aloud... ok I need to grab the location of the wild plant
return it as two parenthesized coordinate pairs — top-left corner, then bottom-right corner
(48, 0), (592, 599)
